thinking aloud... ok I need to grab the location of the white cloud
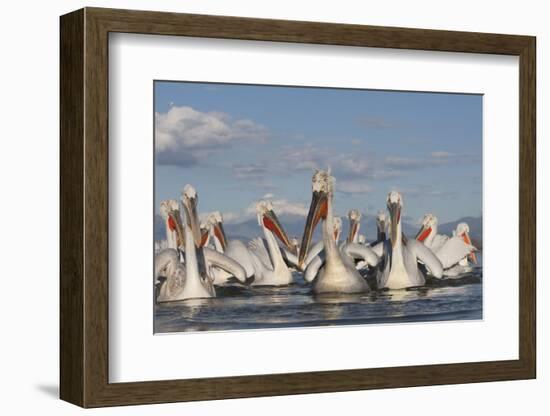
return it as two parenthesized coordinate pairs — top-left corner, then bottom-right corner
(155, 106), (268, 167)
(231, 163), (267, 179)
(337, 180), (373, 195)
(278, 143), (330, 172)
(279, 144), (372, 177)
(430, 151), (454, 158)
(246, 198), (309, 217)
(212, 196), (309, 225)
(384, 156), (426, 170)
(384, 152), (461, 170)
(220, 212), (243, 223)
(401, 186), (457, 199)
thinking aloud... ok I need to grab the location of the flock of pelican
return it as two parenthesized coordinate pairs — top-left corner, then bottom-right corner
(155, 170), (478, 302)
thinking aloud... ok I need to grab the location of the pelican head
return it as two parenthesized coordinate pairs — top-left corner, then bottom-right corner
(455, 222), (470, 236)
(347, 209), (361, 243)
(290, 237), (300, 255)
(206, 211), (227, 251)
(387, 191), (403, 247)
(455, 222), (477, 264)
(199, 221), (210, 247)
(415, 213), (438, 242)
(333, 216), (343, 242)
(181, 185), (202, 247)
(159, 199), (185, 246)
(299, 170), (334, 266)
(376, 210), (388, 240)
(256, 200), (296, 254)
(159, 199), (179, 218)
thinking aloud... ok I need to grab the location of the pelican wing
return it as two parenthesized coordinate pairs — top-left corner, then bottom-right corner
(203, 247), (247, 283)
(281, 247), (300, 269)
(248, 237), (272, 270)
(431, 234), (449, 252)
(407, 239), (443, 278)
(435, 236), (476, 269)
(154, 248), (179, 278)
(303, 240), (325, 268)
(371, 241), (384, 258)
(304, 255), (323, 283)
(224, 240), (256, 277)
(341, 242), (380, 267)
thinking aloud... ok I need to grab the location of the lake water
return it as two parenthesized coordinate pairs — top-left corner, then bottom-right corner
(154, 265), (482, 333)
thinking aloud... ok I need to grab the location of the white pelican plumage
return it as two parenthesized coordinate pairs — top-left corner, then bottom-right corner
(155, 248), (186, 301)
(374, 192), (443, 289)
(303, 216), (341, 283)
(372, 210), (388, 246)
(303, 214), (379, 282)
(247, 200), (297, 286)
(156, 186), (246, 301)
(299, 170), (372, 294)
(415, 214), (477, 277)
(287, 219), (341, 274)
(204, 211), (257, 283)
(346, 209), (361, 244)
(159, 199), (186, 250)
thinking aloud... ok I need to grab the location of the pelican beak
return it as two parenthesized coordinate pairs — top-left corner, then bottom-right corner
(415, 224), (431, 242)
(347, 218), (359, 244)
(388, 202), (401, 247)
(263, 209), (295, 254)
(299, 190), (328, 266)
(168, 210), (186, 248)
(182, 194), (202, 248)
(213, 221), (227, 251)
(377, 219), (387, 241)
(200, 227), (209, 248)
(462, 231), (478, 264)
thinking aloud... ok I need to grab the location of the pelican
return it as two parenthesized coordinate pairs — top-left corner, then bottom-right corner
(159, 199), (186, 250)
(299, 170), (371, 294)
(155, 248), (186, 302)
(204, 211), (257, 283)
(304, 214), (379, 280)
(374, 191), (443, 289)
(155, 200), (186, 301)
(156, 186), (246, 301)
(303, 216), (343, 283)
(415, 214), (477, 276)
(372, 210), (388, 246)
(247, 200), (297, 286)
(346, 209), (362, 244)
(287, 219), (341, 274)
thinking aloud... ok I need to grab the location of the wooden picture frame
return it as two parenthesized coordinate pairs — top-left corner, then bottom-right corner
(60, 7), (536, 408)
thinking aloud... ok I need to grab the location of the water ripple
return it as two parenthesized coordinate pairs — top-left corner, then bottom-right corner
(155, 269), (482, 333)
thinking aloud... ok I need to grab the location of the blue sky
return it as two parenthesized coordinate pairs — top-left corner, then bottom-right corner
(154, 81), (482, 224)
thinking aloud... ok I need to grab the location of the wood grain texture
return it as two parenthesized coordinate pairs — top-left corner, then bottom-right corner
(518, 38), (536, 376)
(59, 8), (84, 407)
(59, 7), (537, 408)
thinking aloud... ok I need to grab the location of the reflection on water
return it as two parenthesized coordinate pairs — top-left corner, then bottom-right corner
(154, 267), (482, 333)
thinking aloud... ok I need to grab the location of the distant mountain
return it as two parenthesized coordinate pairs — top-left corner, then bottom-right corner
(155, 213), (482, 247)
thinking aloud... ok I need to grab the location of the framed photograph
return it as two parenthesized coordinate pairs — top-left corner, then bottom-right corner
(60, 7), (536, 408)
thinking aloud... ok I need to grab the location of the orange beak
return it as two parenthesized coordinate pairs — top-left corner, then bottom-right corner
(462, 232), (477, 264)
(416, 226), (432, 242)
(299, 190), (328, 266)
